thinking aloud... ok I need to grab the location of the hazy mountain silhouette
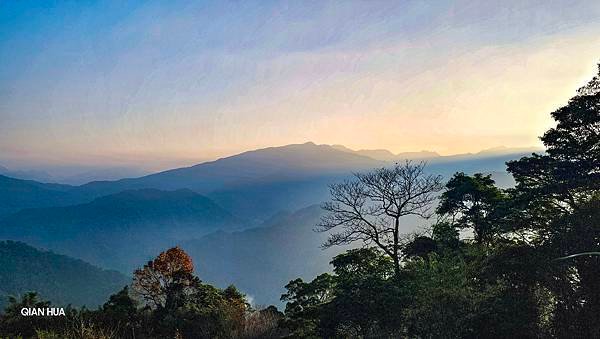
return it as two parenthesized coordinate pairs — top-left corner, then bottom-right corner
(0, 165), (54, 183)
(0, 189), (240, 272)
(28, 142), (378, 222)
(332, 144), (440, 161)
(0, 175), (89, 217)
(0, 142), (534, 222)
(331, 144), (542, 163)
(204, 146), (529, 221)
(57, 166), (149, 185)
(0, 240), (128, 309)
(75, 142), (383, 196)
(183, 205), (346, 306)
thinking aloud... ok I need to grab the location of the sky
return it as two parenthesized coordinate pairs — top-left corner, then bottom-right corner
(1, 0), (600, 170)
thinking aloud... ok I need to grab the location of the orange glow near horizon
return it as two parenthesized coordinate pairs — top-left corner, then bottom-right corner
(1, 2), (600, 169)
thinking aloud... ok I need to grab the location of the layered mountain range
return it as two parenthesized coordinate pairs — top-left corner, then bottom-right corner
(0, 142), (539, 307)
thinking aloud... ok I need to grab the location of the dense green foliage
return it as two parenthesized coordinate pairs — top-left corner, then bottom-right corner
(279, 65), (600, 338)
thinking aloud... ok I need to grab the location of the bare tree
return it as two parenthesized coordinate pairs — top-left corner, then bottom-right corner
(316, 161), (443, 275)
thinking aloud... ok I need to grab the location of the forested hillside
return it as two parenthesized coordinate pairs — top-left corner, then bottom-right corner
(0, 189), (239, 272)
(0, 241), (128, 310)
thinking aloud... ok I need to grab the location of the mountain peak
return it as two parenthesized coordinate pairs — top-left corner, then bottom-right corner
(218, 142), (382, 170)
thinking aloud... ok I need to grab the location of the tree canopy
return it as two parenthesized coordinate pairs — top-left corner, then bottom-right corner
(281, 63), (600, 338)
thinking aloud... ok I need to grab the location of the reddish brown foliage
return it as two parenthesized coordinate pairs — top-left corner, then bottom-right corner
(132, 246), (195, 308)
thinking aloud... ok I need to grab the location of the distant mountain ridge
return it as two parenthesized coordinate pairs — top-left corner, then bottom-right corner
(75, 142), (383, 196)
(0, 142), (537, 221)
(0, 163), (150, 185)
(70, 142), (535, 216)
(0, 189), (240, 272)
(0, 165), (54, 183)
(0, 175), (88, 217)
(332, 144), (440, 161)
(331, 144), (542, 162)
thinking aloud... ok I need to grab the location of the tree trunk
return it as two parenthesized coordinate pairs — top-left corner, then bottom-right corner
(393, 217), (401, 276)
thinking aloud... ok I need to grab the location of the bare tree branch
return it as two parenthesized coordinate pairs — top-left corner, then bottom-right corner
(316, 161), (443, 274)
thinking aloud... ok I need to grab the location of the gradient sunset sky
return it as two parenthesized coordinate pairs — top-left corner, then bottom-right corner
(1, 1), (600, 168)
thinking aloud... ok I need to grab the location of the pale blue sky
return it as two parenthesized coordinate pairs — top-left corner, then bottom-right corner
(1, 1), (600, 168)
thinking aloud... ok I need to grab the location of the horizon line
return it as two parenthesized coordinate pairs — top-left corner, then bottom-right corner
(0, 141), (545, 171)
